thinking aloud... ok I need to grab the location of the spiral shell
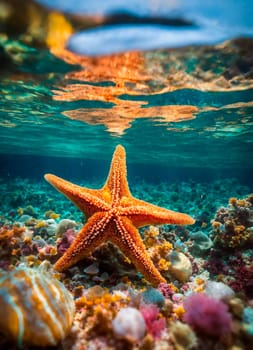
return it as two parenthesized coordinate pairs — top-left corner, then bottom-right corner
(0, 266), (75, 347)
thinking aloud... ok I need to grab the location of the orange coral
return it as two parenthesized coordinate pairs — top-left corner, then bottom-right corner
(229, 197), (237, 206)
(212, 220), (222, 230)
(0, 224), (25, 240)
(75, 290), (129, 316)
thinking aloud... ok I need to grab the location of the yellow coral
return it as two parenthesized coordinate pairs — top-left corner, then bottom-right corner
(143, 226), (160, 248)
(158, 258), (171, 271)
(229, 230), (250, 248)
(25, 255), (41, 267)
(17, 207), (24, 215)
(35, 220), (47, 229)
(157, 241), (173, 256)
(50, 212), (60, 219)
(147, 226), (160, 238)
(75, 291), (128, 312)
(173, 305), (185, 319)
(234, 225), (245, 234)
(44, 210), (60, 219)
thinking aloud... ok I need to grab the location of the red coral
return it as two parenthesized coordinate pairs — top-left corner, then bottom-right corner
(228, 254), (253, 298)
(183, 293), (232, 337)
(140, 304), (166, 339)
(206, 251), (253, 298)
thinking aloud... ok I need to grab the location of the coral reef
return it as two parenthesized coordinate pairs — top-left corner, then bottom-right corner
(206, 195), (253, 299)
(0, 178), (252, 349)
(211, 194), (253, 249)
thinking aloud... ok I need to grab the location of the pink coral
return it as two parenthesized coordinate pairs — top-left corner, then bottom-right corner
(183, 293), (232, 337)
(140, 304), (166, 339)
(158, 282), (175, 298)
(56, 228), (76, 255)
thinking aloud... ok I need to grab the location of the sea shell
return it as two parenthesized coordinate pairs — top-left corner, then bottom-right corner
(167, 251), (193, 282)
(0, 265), (75, 347)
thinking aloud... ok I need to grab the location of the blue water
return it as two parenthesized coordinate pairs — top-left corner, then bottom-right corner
(0, 0), (253, 185)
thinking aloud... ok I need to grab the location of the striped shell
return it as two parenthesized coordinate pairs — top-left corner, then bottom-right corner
(0, 266), (75, 347)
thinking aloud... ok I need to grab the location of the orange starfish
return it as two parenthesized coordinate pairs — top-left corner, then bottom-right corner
(44, 145), (195, 286)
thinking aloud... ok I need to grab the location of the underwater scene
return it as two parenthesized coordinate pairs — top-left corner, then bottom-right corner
(0, 1), (253, 349)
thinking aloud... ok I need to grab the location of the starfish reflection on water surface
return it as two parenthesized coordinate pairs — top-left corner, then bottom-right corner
(45, 145), (195, 286)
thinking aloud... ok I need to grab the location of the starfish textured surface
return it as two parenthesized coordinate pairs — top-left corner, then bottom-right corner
(44, 145), (195, 286)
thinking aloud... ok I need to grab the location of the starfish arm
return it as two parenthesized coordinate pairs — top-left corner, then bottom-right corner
(120, 199), (195, 227)
(44, 174), (109, 217)
(54, 212), (110, 272)
(111, 217), (166, 286)
(103, 145), (131, 203)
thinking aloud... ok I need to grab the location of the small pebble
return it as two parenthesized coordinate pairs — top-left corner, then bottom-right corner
(83, 262), (99, 275)
(112, 307), (146, 342)
(205, 281), (235, 300)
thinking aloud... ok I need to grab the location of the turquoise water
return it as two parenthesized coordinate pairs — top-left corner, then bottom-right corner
(0, 41), (253, 179)
(0, 1), (253, 181)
